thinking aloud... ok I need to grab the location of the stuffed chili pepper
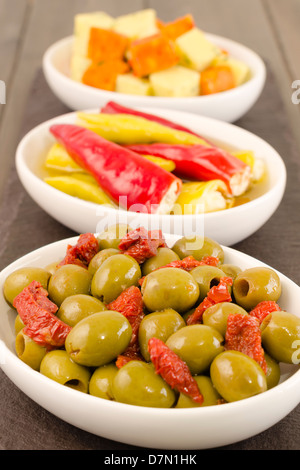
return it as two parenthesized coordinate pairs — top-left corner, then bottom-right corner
(50, 124), (182, 214)
(100, 101), (211, 144)
(76, 112), (209, 146)
(126, 143), (251, 196)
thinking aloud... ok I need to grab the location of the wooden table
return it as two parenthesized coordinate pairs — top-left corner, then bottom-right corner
(0, 0), (300, 451)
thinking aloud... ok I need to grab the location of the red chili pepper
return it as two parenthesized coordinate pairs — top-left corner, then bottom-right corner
(125, 143), (251, 196)
(148, 337), (203, 404)
(225, 313), (268, 374)
(59, 232), (99, 268)
(187, 276), (233, 325)
(107, 286), (145, 368)
(50, 125), (182, 214)
(100, 101), (211, 143)
(13, 281), (71, 350)
(118, 227), (166, 264)
(249, 300), (281, 324)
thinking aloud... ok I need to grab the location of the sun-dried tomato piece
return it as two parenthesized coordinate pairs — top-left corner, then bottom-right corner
(249, 300), (281, 324)
(108, 286), (145, 366)
(225, 313), (267, 373)
(118, 227), (166, 264)
(13, 281), (71, 349)
(187, 276), (233, 325)
(148, 337), (203, 404)
(59, 233), (99, 268)
(115, 342), (144, 369)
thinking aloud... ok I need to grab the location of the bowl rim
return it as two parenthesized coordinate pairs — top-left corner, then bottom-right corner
(1, 234), (300, 419)
(15, 106), (287, 221)
(42, 32), (267, 105)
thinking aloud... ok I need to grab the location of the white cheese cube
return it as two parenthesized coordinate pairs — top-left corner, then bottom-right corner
(73, 11), (115, 57)
(149, 65), (200, 97)
(70, 55), (91, 82)
(112, 9), (159, 40)
(175, 27), (220, 72)
(115, 73), (153, 95)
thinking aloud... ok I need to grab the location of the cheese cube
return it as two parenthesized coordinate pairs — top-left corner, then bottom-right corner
(149, 65), (200, 97)
(73, 12), (115, 57)
(70, 55), (92, 81)
(175, 27), (220, 72)
(115, 73), (153, 95)
(112, 9), (159, 40)
(211, 55), (250, 85)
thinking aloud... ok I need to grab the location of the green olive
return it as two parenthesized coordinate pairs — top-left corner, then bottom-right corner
(219, 264), (242, 280)
(264, 353), (281, 390)
(175, 375), (222, 408)
(260, 311), (300, 364)
(141, 267), (199, 313)
(202, 301), (248, 337)
(48, 264), (92, 307)
(88, 248), (120, 276)
(57, 294), (106, 327)
(111, 360), (176, 408)
(210, 350), (267, 402)
(190, 265), (230, 302)
(141, 247), (180, 276)
(97, 224), (132, 250)
(91, 254), (141, 304)
(89, 363), (118, 400)
(166, 324), (224, 375)
(3, 267), (51, 306)
(14, 314), (25, 335)
(65, 311), (132, 367)
(172, 236), (224, 263)
(44, 260), (62, 275)
(233, 267), (281, 310)
(15, 329), (47, 371)
(40, 350), (91, 393)
(138, 309), (186, 361)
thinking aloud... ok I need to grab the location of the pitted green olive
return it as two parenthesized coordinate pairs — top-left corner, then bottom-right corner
(97, 224), (132, 250)
(202, 301), (248, 337)
(233, 267), (281, 310)
(111, 360), (176, 408)
(88, 248), (120, 276)
(219, 264), (242, 280)
(15, 329), (47, 371)
(89, 363), (118, 400)
(172, 236), (224, 263)
(141, 267), (199, 313)
(260, 311), (300, 364)
(264, 353), (281, 390)
(175, 375), (222, 408)
(3, 267), (51, 306)
(190, 265), (230, 301)
(48, 264), (92, 307)
(65, 311), (132, 367)
(141, 247), (180, 276)
(138, 309), (186, 361)
(166, 324), (224, 374)
(210, 350), (267, 402)
(57, 294), (106, 327)
(91, 254), (141, 304)
(40, 349), (91, 393)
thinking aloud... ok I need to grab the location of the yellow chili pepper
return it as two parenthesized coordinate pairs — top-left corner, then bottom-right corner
(143, 155), (176, 172)
(232, 150), (265, 182)
(76, 112), (210, 146)
(44, 173), (116, 206)
(174, 180), (234, 214)
(45, 143), (84, 172)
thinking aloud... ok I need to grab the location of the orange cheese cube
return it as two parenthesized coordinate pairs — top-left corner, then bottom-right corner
(82, 59), (130, 91)
(129, 33), (179, 77)
(87, 27), (129, 62)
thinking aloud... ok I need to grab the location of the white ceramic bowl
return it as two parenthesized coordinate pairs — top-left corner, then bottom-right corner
(15, 106), (286, 246)
(43, 34), (266, 122)
(0, 234), (300, 449)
